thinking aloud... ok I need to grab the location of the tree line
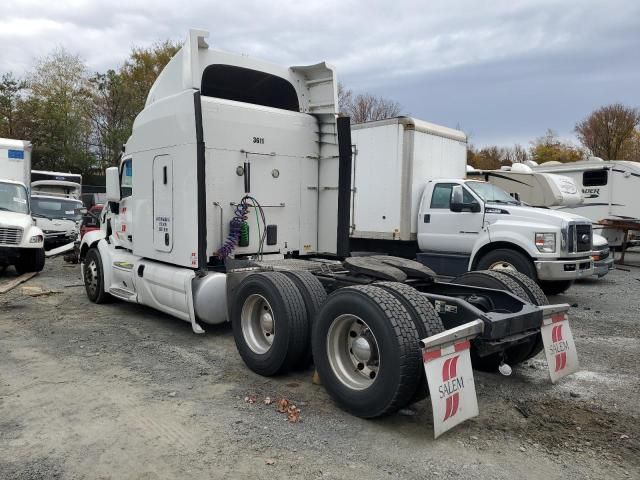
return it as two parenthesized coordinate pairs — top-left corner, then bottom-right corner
(467, 104), (640, 170)
(1, 42), (638, 178)
(0, 41), (180, 177)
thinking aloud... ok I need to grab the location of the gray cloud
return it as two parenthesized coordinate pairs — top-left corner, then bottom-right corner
(1, 0), (638, 147)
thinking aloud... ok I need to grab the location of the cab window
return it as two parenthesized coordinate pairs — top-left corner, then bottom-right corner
(430, 183), (474, 209)
(120, 159), (132, 198)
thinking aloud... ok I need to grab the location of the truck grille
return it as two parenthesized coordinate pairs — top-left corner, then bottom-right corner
(0, 227), (23, 245)
(567, 223), (592, 253)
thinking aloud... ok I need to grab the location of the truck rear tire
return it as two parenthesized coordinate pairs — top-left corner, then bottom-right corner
(539, 280), (573, 295)
(476, 248), (536, 280)
(83, 248), (112, 304)
(282, 270), (327, 368)
(15, 248), (45, 274)
(312, 285), (422, 418)
(452, 270), (541, 371)
(375, 281), (444, 404)
(231, 272), (309, 376)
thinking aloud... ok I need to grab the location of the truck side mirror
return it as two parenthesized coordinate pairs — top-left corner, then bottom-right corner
(106, 167), (121, 202)
(450, 185), (481, 213)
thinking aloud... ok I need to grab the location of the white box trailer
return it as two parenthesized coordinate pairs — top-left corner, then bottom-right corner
(0, 138), (32, 185)
(350, 117), (467, 241)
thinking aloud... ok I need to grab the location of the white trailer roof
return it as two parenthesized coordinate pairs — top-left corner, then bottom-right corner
(0, 138), (31, 150)
(351, 116), (467, 143)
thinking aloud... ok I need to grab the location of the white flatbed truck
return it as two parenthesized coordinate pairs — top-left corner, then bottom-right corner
(80, 30), (579, 437)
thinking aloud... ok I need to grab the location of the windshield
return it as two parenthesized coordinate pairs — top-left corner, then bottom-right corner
(0, 182), (29, 214)
(466, 181), (520, 205)
(31, 197), (83, 221)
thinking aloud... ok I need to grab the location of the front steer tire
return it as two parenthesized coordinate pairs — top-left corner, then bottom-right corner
(15, 248), (45, 274)
(231, 272), (309, 376)
(312, 285), (422, 418)
(476, 248), (536, 279)
(83, 248), (112, 304)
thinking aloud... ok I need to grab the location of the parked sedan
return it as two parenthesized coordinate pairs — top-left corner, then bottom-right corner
(592, 233), (614, 278)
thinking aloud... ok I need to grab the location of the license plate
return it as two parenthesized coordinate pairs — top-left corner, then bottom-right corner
(540, 313), (579, 383)
(423, 340), (479, 438)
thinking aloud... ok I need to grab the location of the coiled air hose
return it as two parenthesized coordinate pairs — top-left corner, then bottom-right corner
(216, 197), (250, 259)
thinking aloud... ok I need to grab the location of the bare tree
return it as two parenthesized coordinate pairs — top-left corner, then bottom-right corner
(575, 103), (640, 159)
(338, 82), (402, 123)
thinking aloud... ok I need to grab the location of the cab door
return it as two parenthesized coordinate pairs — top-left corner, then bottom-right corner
(418, 182), (484, 254)
(153, 154), (173, 252)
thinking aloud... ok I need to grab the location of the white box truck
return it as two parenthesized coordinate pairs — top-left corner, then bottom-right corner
(79, 30), (579, 436)
(350, 118), (594, 295)
(0, 138), (45, 273)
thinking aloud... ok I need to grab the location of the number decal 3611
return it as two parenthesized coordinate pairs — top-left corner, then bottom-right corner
(252, 137), (265, 144)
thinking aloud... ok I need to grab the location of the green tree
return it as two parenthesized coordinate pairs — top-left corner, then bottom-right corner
(0, 72), (27, 137)
(530, 129), (582, 164)
(26, 48), (94, 173)
(575, 104), (640, 160)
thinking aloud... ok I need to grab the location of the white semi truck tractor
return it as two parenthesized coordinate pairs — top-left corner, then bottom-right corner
(349, 117), (595, 295)
(80, 30), (579, 435)
(0, 138), (46, 273)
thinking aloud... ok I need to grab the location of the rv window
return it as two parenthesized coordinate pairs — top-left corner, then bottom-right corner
(583, 170), (608, 187)
(201, 65), (300, 112)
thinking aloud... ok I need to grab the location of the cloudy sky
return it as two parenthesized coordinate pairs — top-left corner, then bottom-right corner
(1, 0), (639, 147)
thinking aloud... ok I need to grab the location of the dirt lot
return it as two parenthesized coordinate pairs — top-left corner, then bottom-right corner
(1, 255), (639, 480)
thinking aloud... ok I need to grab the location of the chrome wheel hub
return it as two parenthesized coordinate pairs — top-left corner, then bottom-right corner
(241, 294), (275, 354)
(327, 315), (380, 390)
(488, 261), (517, 272)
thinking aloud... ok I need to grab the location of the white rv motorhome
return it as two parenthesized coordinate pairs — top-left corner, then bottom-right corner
(533, 159), (640, 247)
(467, 163), (583, 207)
(79, 30), (579, 436)
(0, 138), (46, 272)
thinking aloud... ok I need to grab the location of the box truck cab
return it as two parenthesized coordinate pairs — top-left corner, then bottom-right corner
(349, 118), (594, 295)
(0, 139), (45, 273)
(416, 179), (594, 293)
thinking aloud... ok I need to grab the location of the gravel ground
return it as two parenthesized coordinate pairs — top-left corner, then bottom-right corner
(1, 254), (639, 480)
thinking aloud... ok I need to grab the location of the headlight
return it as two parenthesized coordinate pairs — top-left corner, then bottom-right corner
(30, 235), (44, 243)
(535, 232), (556, 253)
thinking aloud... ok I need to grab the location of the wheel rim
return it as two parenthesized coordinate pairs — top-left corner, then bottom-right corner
(85, 259), (98, 296)
(488, 261), (517, 272)
(241, 294), (275, 354)
(326, 314), (380, 390)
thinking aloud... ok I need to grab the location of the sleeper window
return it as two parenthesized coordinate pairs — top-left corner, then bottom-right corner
(121, 159), (133, 198)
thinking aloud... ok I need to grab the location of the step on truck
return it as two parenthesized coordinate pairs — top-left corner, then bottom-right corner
(80, 30), (579, 437)
(349, 118), (595, 295)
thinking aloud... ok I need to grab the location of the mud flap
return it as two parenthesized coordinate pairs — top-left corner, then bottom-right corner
(421, 320), (483, 438)
(540, 307), (579, 383)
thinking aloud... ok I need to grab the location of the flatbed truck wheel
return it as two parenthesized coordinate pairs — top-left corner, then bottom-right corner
(231, 272), (309, 376)
(375, 281), (444, 404)
(452, 270), (541, 371)
(84, 248), (112, 304)
(312, 285), (422, 418)
(281, 270), (327, 369)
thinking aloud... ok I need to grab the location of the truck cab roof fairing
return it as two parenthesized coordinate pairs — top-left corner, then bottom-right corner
(143, 29), (337, 117)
